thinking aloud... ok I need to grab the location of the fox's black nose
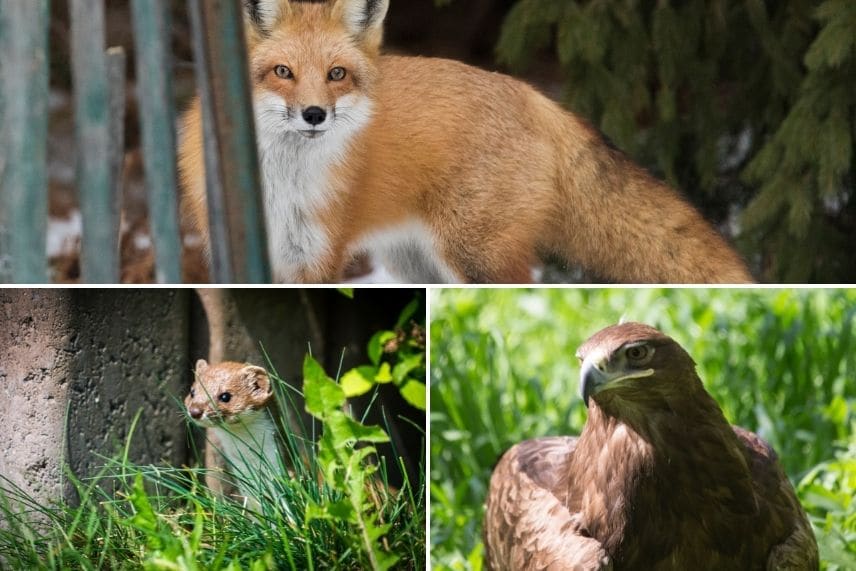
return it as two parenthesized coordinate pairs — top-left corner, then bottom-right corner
(302, 106), (327, 126)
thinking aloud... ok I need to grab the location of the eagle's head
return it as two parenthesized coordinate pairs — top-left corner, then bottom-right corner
(576, 322), (699, 411)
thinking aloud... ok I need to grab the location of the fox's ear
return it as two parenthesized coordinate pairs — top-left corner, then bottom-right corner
(243, 0), (289, 33)
(332, 0), (389, 48)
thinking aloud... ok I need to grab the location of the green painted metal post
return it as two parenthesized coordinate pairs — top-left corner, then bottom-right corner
(0, 0), (51, 284)
(188, 0), (229, 282)
(0, 0), (7, 283)
(70, 0), (119, 283)
(130, 0), (182, 284)
(107, 47), (127, 279)
(188, 0), (271, 284)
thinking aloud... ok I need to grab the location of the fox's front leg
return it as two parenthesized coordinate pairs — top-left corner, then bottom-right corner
(292, 249), (347, 284)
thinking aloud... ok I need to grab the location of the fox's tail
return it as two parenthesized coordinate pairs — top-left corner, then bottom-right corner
(542, 107), (754, 284)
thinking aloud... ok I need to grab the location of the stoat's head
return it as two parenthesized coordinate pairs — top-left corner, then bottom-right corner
(185, 359), (273, 427)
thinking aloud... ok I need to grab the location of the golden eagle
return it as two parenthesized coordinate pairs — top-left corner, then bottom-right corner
(484, 322), (818, 570)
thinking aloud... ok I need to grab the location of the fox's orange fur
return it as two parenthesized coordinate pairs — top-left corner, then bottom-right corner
(180, 0), (753, 284)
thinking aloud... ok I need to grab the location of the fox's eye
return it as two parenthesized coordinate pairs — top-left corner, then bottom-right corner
(218, 392), (232, 403)
(626, 345), (650, 361)
(190, 388), (195, 397)
(274, 65), (293, 79)
(328, 67), (346, 81)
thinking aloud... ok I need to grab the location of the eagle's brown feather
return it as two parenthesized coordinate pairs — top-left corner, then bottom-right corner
(484, 437), (612, 571)
(483, 323), (818, 571)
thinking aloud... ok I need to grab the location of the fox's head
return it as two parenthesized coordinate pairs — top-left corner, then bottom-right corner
(243, 0), (389, 140)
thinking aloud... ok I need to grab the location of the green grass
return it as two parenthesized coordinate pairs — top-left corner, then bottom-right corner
(430, 288), (856, 570)
(0, 357), (425, 570)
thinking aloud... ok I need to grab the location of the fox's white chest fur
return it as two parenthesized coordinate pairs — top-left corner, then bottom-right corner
(253, 93), (371, 282)
(253, 92), (463, 283)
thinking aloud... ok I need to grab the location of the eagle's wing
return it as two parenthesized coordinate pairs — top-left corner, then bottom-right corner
(484, 436), (612, 571)
(732, 426), (819, 571)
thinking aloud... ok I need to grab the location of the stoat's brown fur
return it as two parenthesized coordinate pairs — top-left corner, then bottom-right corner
(185, 359), (280, 502)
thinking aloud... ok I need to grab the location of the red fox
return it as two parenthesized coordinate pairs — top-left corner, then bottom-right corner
(179, 0), (753, 284)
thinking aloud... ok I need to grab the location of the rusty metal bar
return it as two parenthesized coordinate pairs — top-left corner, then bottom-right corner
(0, 0), (51, 284)
(130, 0), (182, 283)
(70, 0), (118, 283)
(187, 0), (270, 283)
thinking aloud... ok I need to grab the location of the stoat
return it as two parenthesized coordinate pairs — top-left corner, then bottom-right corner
(185, 359), (280, 502)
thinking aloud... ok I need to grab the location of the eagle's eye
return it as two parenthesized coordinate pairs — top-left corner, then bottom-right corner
(625, 344), (650, 361)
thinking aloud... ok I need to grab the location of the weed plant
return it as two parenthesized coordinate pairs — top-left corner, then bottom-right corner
(430, 288), (856, 570)
(0, 356), (425, 570)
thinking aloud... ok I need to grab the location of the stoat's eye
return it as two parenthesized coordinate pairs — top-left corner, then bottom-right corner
(190, 388), (195, 397)
(218, 392), (232, 403)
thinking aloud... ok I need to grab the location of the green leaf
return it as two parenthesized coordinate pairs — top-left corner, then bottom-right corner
(376, 551), (401, 571)
(392, 353), (424, 384)
(395, 297), (421, 329)
(327, 411), (390, 446)
(367, 331), (384, 365)
(304, 355), (345, 417)
(367, 521), (393, 542)
(400, 381), (427, 411)
(341, 366), (376, 397)
(306, 499), (356, 523)
(375, 362), (394, 384)
(368, 331), (397, 366)
(127, 474), (162, 552)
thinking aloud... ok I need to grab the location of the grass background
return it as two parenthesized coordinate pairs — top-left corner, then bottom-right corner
(430, 288), (856, 570)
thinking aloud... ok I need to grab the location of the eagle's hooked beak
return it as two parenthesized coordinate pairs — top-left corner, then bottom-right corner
(580, 358), (607, 408)
(579, 355), (655, 408)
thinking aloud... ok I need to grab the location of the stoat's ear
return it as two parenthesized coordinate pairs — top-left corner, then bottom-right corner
(243, 0), (289, 34)
(195, 359), (209, 374)
(243, 365), (271, 394)
(331, 0), (389, 51)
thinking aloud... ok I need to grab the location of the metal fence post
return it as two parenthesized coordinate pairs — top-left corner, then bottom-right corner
(0, 0), (51, 284)
(107, 47), (127, 271)
(130, 0), (182, 284)
(0, 0), (7, 283)
(69, 0), (121, 283)
(188, 0), (271, 284)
